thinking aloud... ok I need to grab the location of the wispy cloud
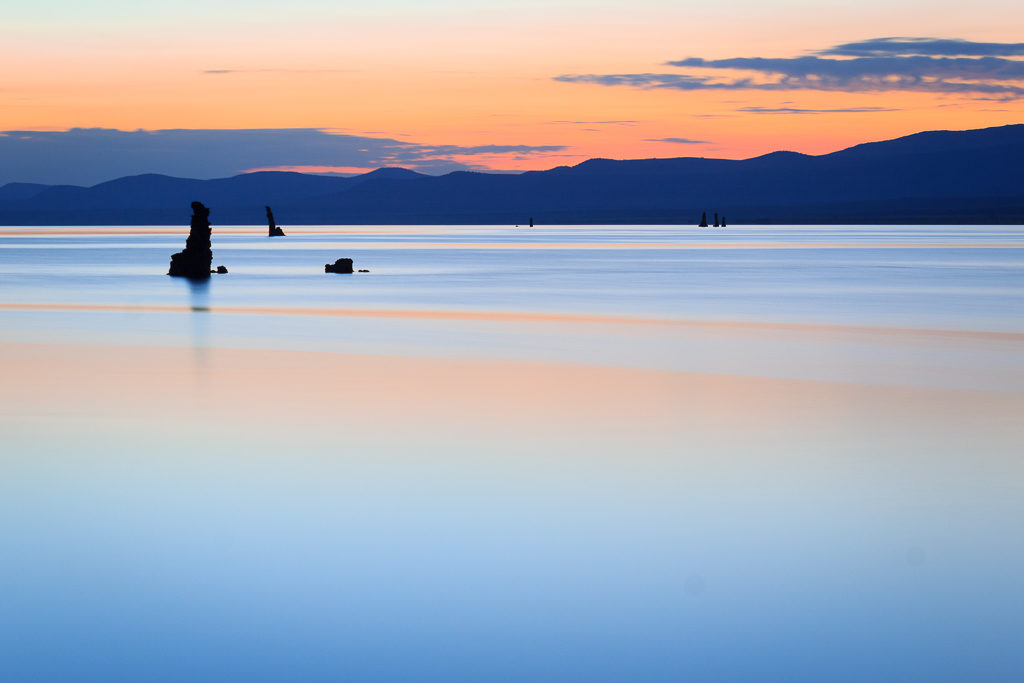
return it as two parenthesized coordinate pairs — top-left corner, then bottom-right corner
(0, 128), (567, 186)
(667, 55), (1024, 82)
(819, 37), (1024, 57)
(737, 106), (897, 114)
(408, 144), (566, 156)
(546, 120), (640, 126)
(644, 137), (710, 144)
(555, 37), (1024, 98)
(203, 68), (355, 75)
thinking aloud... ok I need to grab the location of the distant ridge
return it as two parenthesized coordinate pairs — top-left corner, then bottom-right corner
(1, 124), (1022, 225)
(0, 182), (50, 202)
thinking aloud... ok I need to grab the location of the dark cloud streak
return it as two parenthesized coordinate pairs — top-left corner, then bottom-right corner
(820, 37), (1024, 57)
(555, 37), (1024, 99)
(555, 72), (1024, 96)
(0, 128), (567, 186)
(667, 55), (1024, 80)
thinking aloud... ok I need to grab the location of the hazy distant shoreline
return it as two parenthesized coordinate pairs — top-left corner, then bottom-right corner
(2, 124), (1022, 226)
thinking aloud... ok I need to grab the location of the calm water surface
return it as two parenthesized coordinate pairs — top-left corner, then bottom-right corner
(1, 224), (1022, 681)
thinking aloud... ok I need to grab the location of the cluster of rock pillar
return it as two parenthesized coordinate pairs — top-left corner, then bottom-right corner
(698, 211), (726, 227)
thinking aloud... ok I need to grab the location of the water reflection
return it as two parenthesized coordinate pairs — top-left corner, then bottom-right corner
(1, 225), (1023, 680)
(185, 277), (210, 378)
(186, 277), (211, 314)
(0, 343), (1021, 681)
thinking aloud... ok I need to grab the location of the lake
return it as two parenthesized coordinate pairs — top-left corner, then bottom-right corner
(1, 224), (1023, 681)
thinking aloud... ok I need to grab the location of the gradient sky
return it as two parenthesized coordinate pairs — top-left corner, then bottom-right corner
(2, 0), (1023, 183)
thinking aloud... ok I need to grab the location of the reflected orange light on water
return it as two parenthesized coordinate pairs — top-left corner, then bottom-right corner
(4, 341), (1022, 448)
(2, 302), (1023, 343)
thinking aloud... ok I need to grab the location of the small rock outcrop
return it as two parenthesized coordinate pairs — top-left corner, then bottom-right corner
(169, 201), (213, 278)
(215, 265), (228, 274)
(529, 216), (534, 227)
(325, 258), (354, 273)
(698, 211), (708, 227)
(713, 212), (720, 227)
(266, 206), (285, 237)
(721, 216), (727, 227)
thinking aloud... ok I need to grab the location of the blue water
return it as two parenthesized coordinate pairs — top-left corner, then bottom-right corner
(1, 224), (1023, 681)
(3, 225), (1022, 332)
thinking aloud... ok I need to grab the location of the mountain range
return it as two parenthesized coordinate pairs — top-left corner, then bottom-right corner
(2, 124), (1022, 225)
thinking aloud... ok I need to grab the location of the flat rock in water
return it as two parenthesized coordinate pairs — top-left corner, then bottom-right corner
(325, 258), (354, 273)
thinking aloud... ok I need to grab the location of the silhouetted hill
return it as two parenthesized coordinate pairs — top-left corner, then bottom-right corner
(827, 124), (1024, 160)
(356, 167), (427, 181)
(0, 182), (49, 202)
(25, 172), (352, 210)
(1, 124), (1022, 224)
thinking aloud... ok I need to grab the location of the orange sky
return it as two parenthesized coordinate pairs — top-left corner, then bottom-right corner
(2, 0), (1023, 173)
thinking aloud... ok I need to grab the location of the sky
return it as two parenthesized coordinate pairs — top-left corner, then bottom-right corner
(1, 0), (1023, 184)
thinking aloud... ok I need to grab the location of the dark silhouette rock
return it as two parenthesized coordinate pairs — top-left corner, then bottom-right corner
(721, 215), (727, 227)
(713, 212), (719, 227)
(529, 216), (534, 227)
(215, 265), (228, 274)
(357, 269), (370, 273)
(168, 201), (213, 278)
(698, 211), (708, 227)
(266, 205), (285, 236)
(325, 258), (354, 273)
